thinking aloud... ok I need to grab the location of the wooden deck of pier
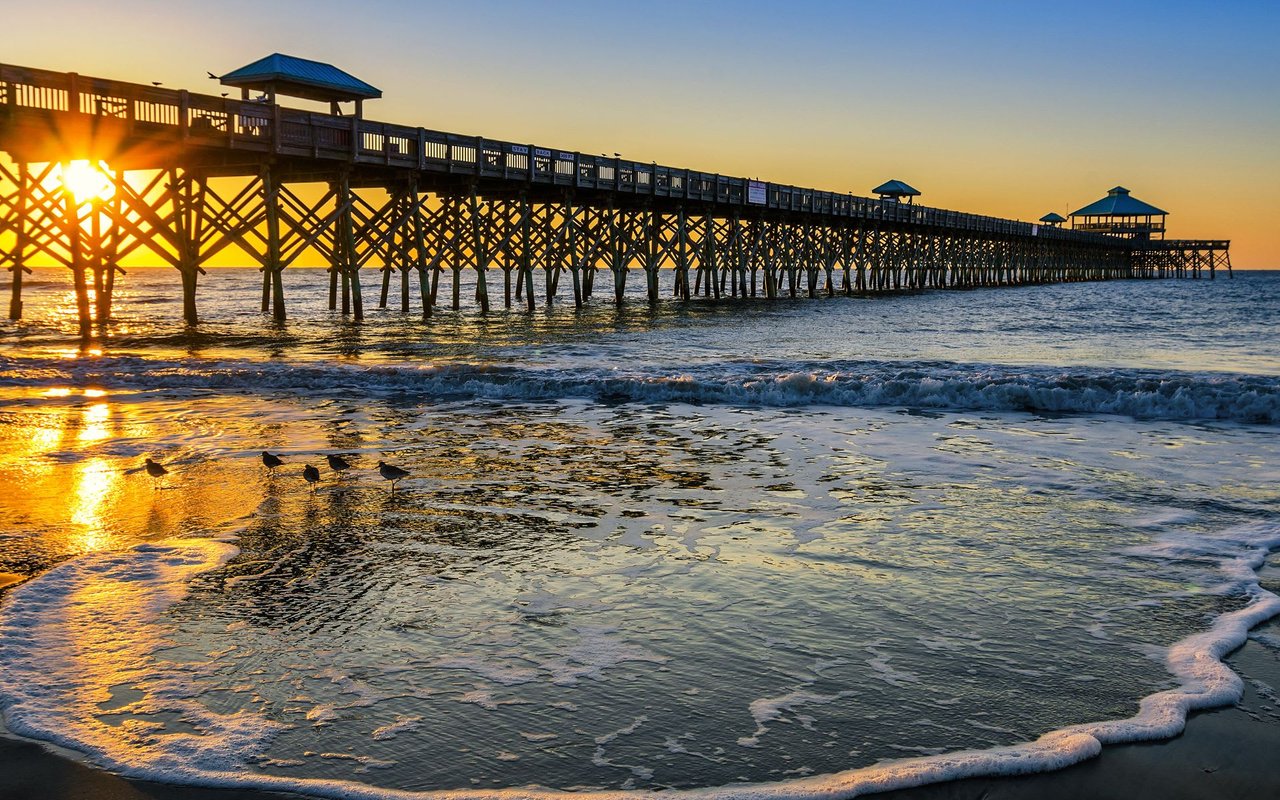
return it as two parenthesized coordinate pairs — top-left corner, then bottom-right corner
(0, 62), (1231, 333)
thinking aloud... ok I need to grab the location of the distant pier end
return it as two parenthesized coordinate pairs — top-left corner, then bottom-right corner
(0, 60), (1230, 332)
(1068, 186), (1231, 280)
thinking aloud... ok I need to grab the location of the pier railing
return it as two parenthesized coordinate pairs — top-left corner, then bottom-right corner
(0, 63), (1121, 247)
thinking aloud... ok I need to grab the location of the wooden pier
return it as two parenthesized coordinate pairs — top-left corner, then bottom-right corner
(0, 61), (1231, 334)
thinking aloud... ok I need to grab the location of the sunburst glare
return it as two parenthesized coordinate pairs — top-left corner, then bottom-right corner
(58, 160), (115, 205)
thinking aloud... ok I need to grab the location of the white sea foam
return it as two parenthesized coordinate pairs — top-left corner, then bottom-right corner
(426, 656), (538, 686)
(0, 538), (296, 776)
(591, 716), (654, 781)
(737, 691), (854, 748)
(5, 353), (1278, 423)
(1, 524), (1279, 800)
(539, 626), (669, 686)
(371, 716), (423, 742)
(865, 647), (919, 688)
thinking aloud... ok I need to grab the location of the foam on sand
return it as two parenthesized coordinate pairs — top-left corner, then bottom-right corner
(1, 524), (1278, 800)
(0, 538), (291, 774)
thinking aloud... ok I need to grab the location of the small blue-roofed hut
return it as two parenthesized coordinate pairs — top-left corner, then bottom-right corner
(873, 179), (920, 205)
(1069, 187), (1167, 240)
(1039, 212), (1067, 228)
(218, 54), (381, 117)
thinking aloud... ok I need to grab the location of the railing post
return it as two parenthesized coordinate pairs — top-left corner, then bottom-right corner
(67, 72), (80, 114)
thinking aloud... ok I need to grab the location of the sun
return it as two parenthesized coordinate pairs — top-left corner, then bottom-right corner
(59, 160), (115, 205)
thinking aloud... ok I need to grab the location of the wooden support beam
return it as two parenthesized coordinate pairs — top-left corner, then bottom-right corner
(567, 197), (582, 309)
(646, 207), (660, 304)
(168, 169), (203, 327)
(676, 206), (690, 301)
(6, 162), (31, 320)
(522, 195), (536, 311)
(413, 185), (431, 319)
(544, 202), (562, 304)
(263, 168), (285, 321)
(468, 188), (490, 313)
(610, 207), (625, 300)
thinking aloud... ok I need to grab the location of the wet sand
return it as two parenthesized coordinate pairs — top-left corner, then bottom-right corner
(2, 636), (1277, 800)
(880, 638), (1280, 800)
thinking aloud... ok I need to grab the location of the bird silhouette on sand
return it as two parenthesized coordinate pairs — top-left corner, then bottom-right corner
(377, 461), (410, 492)
(262, 451), (284, 473)
(144, 457), (169, 488)
(303, 464), (320, 491)
(326, 454), (352, 476)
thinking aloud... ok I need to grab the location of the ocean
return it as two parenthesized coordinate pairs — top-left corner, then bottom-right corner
(0, 267), (1277, 798)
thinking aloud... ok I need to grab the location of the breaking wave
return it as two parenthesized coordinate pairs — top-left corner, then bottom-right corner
(3, 353), (1278, 424)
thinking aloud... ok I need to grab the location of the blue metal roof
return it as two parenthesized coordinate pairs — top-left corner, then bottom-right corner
(1039, 212), (1067, 223)
(872, 179), (920, 197)
(219, 54), (381, 101)
(1070, 186), (1167, 217)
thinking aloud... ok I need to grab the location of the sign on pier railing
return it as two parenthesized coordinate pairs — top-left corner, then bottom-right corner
(748, 180), (767, 205)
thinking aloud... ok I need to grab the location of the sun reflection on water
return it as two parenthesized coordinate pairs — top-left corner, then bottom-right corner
(78, 403), (111, 443)
(26, 425), (64, 463)
(69, 457), (119, 553)
(57, 348), (104, 359)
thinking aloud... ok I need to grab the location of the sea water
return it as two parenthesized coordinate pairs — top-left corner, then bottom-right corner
(0, 268), (1277, 797)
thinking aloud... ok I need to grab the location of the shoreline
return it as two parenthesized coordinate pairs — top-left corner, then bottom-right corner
(0, 533), (1277, 800)
(2, 633), (1277, 800)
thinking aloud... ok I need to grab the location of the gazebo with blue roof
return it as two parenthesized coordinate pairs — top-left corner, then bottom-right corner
(872, 179), (920, 205)
(217, 54), (382, 118)
(1069, 186), (1167, 241)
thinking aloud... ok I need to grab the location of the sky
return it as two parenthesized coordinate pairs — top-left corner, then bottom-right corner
(6, 0), (1279, 267)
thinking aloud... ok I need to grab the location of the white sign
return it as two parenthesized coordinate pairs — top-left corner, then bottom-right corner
(748, 180), (767, 205)
(1031, 225), (1039, 237)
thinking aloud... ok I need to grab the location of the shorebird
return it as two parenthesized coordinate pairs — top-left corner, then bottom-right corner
(326, 453), (352, 475)
(144, 457), (169, 488)
(377, 461), (410, 492)
(262, 451), (284, 472)
(303, 464), (320, 491)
